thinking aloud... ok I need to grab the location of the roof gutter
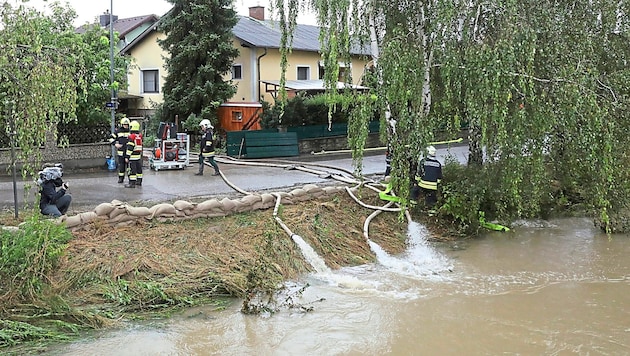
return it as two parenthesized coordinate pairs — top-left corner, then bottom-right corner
(256, 47), (267, 102)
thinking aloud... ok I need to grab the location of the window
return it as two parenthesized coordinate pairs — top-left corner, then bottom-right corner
(318, 61), (351, 82)
(232, 111), (243, 122)
(297, 66), (310, 80)
(232, 64), (242, 80)
(142, 69), (159, 93)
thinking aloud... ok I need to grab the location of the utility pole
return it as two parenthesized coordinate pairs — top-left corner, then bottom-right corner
(109, 0), (117, 157)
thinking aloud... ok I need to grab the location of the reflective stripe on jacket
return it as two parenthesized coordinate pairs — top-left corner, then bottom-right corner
(109, 129), (130, 156)
(200, 130), (215, 158)
(125, 133), (143, 160)
(416, 157), (442, 191)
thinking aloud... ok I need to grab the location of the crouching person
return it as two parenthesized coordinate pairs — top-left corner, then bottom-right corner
(38, 164), (72, 217)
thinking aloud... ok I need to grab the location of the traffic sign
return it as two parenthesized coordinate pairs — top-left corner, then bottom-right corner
(105, 102), (115, 108)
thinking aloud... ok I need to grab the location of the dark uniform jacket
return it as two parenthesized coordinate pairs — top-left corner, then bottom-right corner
(417, 157), (443, 191)
(39, 178), (66, 210)
(200, 130), (216, 158)
(109, 127), (130, 156)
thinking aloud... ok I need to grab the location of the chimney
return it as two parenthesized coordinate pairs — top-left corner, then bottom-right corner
(249, 6), (265, 21)
(99, 10), (118, 27)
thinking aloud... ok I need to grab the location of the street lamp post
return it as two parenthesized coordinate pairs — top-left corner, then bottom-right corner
(109, 0), (117, 157)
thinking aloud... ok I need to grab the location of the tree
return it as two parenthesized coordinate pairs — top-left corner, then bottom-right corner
(274, 0), (630, 230)
(158, 0), (240, 125)
(0, 2), (81, 176)
(74, 24), (130, 125)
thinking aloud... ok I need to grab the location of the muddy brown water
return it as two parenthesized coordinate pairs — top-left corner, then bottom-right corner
(49, 217), (630, 355)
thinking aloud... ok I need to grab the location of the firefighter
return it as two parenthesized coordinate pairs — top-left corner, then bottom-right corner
(415, 145), (442, 210)
(124, 120), (143, 188)
(108, 117), (131, 183)
(195, 119), (220, 176)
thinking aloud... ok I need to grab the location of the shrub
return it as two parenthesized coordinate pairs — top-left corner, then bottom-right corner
(259, 93), (368, 129)
(0, 216), (73, 302)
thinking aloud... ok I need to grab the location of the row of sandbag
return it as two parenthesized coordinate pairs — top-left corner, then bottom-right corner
(59, 184), (347, 230)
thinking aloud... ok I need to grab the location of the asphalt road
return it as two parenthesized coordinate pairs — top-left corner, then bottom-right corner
(0, 145), (468, 214)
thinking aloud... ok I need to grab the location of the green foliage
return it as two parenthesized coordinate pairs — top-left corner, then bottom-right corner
(0, 319), (71, 348)
(158, 0), (239, 124)
(241, 228), (286, 315)
(0, 2), (81, 178)
(74, 24), (130, 125)
(182, 113), (202, 132)
(0, 216), (73, 302)
(259, 93), (368, 129)
(274, 0), (630, 226)
(102, 279), (182, 309)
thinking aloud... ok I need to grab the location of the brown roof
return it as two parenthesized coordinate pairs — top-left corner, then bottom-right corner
(114, 15), (159, 36)
(75, 14), (159, 37)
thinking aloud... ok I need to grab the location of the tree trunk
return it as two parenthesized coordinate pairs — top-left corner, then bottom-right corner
(468, 122), (483, 166)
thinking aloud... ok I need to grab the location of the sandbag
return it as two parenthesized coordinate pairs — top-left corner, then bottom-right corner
(125, 206), (152, 217)
(173, 200), (195, 211)
(289, 188), (306, 197)
(94, 202), (116, 216)
(220, 197), (237, 212)
(63, 215), (82, 228)
(78, 211), (98, 224)
(108, 206), (128, 219)
(261, 193), (275, 205)
(195, 199), (222, 212)
(149, 203), (177, 218)
(302, 184), (321, 193)
(109, 213), (139, 224)
(240, 194), (262, 205)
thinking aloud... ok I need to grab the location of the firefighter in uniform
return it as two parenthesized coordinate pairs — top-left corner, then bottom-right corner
(124, 120), (143, 188)
(414, 145), (442, 210)
(195, 119), (220, 176)
(109, 117), (131, 183)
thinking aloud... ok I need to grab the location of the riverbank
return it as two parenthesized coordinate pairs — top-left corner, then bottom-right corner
(1, 184), (462, 353)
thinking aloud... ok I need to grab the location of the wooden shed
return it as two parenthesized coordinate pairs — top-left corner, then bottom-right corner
(217, 102), (262, 132)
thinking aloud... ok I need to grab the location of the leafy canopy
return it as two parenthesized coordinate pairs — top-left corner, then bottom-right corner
(274, 0), (630, 227)
(0, 2), (80, 177)
(158, 0), (240, 125)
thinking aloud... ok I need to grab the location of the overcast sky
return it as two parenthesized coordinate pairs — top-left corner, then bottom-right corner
(22, 0), (316, 26)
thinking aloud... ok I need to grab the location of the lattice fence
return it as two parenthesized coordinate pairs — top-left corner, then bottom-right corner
(0, 123), (110, 149)
(56, 123), (111, 145)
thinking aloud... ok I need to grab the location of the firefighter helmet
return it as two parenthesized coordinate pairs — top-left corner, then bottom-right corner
(426, 145), (436, 157)
(120, 117), (130, 126)
(130, 120), (140, 132)
(199, 119), (213, 130)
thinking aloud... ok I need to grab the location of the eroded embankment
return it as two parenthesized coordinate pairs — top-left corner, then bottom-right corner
(2, 183), (428, 351)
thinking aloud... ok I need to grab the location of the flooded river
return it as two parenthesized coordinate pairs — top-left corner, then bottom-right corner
(52, 217), (630, 355)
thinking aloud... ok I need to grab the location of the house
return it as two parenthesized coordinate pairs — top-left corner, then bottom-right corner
(76, 12), (161, 110)
(119, 6), (371, 130)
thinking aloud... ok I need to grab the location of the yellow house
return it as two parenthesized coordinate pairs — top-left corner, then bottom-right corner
(120, 6), (371, 129)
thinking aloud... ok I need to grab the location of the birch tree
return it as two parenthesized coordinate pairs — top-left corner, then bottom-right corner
(0, 2), (80, 177)
(274, 0), (630, 228)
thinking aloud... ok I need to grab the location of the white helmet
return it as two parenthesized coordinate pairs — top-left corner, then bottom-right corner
(199, 119), (213, 130)
(426, 145), (436, 157)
